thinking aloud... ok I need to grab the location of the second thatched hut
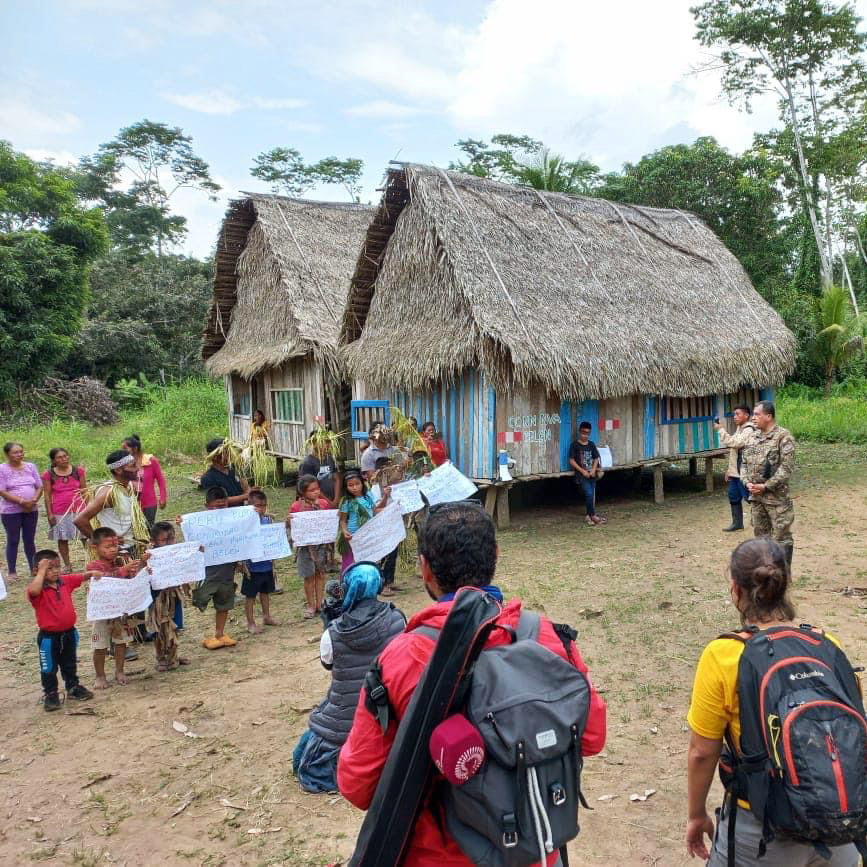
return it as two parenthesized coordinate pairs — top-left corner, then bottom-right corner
(340, 163), (796, 518)
(202, 193), (373, 461)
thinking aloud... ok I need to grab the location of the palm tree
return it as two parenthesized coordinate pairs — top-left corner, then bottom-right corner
(811, 285), (866, 396)
(517, 148), (599, 195)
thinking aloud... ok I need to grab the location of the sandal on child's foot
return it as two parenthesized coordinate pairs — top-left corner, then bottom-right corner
(219, 634), (237, 647)
(156, 662), (169, 672)
(303, 607), (316, 619)
(202, 636), (224, 650)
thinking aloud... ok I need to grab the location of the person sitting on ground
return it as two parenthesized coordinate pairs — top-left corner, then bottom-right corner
(86, 527), (148, 688)
(242, 490), (280, 634)
(146, 521), (191, 671)
(28, 549), (101, 712)
(686, 537), (860, 866)
(421, 421), (448, 467)
(179, 486), (238, 650)
(200, 437), (250, 507)
(568, 421), (607, 526)
(121, 434), (167, 527)
(288, 475), (335, 619)
(42, 447), (87, 572)
(338, 501), (607, 864)
(293, 561), (405, 793)
(714, 404), (756, 533)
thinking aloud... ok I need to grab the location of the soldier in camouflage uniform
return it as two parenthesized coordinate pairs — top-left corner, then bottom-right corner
(740, 400), (796, 567)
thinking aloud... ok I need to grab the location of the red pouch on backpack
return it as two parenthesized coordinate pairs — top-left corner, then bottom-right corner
(429, 713), (485, 786)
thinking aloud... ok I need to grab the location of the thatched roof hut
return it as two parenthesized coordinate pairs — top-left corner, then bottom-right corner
(203, 194), (374, 379)
(341, 164), (795, 398)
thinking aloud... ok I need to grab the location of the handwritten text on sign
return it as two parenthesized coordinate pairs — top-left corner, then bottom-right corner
(259, 522), (292, 560)
(86, 571), (152, 621)
(180, 506), (264, 567)
(350, 502), (406, 563)
(290, 509), (339, 546)
(388, 479), (426, 515)
(147, 542), (205, 591)
(417, 461), (478, 506)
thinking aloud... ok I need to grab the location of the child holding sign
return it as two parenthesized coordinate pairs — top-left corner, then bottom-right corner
(337, 470), (389, 574)
(243, 491), (280, 634)
(86, 527), (146, 688)
(148, 521), (191, 671)
(183, 486), (238, 650)
(289, 476), (335, 619)
(27, 550), (102, 712)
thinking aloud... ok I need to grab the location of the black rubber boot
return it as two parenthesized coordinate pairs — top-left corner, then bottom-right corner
(723, 501), (744, 532)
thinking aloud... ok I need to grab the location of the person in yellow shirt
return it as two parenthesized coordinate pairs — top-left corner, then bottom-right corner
(685, 538), (859, 867)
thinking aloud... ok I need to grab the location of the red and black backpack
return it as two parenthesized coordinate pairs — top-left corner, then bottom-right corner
(719, 624), (867, 866)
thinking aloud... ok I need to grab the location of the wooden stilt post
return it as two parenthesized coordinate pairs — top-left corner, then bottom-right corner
(705, 457), (714, 492)
(688, 457), (698, 477)
(484, 485), (497, 517)
(495, 485), (511, 529)
(275, 456), (284, 482)
(653, 466), (664, 504)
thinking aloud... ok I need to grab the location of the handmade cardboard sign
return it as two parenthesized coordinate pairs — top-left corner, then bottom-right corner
(417, 461), (478, 505)
(260, 522), (292, 560)
(290, 509), (339, 546)
(147, 542), (205, 591)
(180, 505), (264, 567)
(86, 570), (152, 621)
(598, 446), (614, 469)
(350, 502), (406, 563)
(388, 479), (426, 515)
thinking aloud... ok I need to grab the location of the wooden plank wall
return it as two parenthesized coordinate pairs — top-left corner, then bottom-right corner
(353, 371), (497, 480)
(262, 357), (326, 459)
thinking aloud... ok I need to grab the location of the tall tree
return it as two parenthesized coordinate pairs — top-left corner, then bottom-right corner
(77, 120), (220, 255)
(517, 148), (600, 194)
(450, 134), (543, 181)
(810, 283), (866, 393)
(595, 137), (790, 292)
(692, 0), (867, 288)
(0, 141), (108, 402)
(250, 148), (364, 201)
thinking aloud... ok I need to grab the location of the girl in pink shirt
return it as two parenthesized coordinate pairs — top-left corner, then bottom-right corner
(289, 476), (335, 618)
(42, 447), (87, 572)
(121, 434), (167, 525)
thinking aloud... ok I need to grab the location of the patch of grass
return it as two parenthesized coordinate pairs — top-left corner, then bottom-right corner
(778, 382), (867, 444)
(0, 377), (226, 467)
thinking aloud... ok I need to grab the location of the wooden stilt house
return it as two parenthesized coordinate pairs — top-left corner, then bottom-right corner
(202, 194), (373, 463)
(339, 164), (796, 520)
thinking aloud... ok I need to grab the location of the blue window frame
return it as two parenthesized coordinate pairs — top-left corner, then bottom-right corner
(660, 394), (717, 425)
(351, 400), (390, 441)
(724, 386), (761, 417)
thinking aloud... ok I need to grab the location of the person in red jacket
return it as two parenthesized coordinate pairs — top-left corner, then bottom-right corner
(338, 501), (606, 866)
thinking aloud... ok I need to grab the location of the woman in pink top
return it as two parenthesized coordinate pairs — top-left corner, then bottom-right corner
(0, 442), (43, 580)
(42, 447), (87, 572)
(121, 434), (167, 526)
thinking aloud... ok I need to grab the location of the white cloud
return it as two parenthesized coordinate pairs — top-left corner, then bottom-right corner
(253, 97), (308, 110)
(0, 98), (81, 142)
(345, 100), (425, 119)
(163, 89), (243, 115)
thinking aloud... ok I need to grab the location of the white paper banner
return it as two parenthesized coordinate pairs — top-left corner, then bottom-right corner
(388, 479), (425, 515)
(290, 509), (339, 546)
(259, 522), (292, 560)
(0, 570), (6, 601)
(180, 505), (264, 566)
(350, 502), (406, 563)
(417, 461), (478, 506)
(86, 571), (152, 621)
(147, 542), (205, 591)
(369, 484), (382, 503)
(598, 446), (613, 469)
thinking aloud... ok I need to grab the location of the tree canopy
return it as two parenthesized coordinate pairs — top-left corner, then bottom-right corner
(250, 148), (364, 201)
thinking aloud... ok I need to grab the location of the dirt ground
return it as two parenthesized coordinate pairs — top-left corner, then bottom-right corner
(1, 444), (866, 867)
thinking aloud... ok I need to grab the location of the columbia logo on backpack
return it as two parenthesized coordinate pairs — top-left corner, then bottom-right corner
(719, 623), (867, 867)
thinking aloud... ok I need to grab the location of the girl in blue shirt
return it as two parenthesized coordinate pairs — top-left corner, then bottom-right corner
(337, 470), (389, 574)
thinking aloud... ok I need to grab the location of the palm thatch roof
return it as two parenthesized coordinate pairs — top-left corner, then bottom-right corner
(340, 164), (796, 398)
(203, 194), (374, 379)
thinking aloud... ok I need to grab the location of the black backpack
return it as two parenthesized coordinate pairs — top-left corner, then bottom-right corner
(418, 611), (592, 867)
(719, 624), (867, 866)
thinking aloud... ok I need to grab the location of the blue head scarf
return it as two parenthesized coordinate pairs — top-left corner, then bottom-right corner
(341, 562), (383, 612)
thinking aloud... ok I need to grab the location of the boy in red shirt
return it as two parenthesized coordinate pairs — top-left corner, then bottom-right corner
(27, 549), (103, 712)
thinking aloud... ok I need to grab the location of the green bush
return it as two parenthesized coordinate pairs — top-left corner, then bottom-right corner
(0, 378), (227, 472)
(778, 380), (867, 444)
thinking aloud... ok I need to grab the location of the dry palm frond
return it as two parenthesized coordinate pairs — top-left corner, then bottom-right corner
(205, 438), (245, 473)
(304, 423), (346, 462)
(76, 481), (150, 548)
(203, 196), (374, 377)
(390, 406), (429, 456)
(243, 436), (273, 488)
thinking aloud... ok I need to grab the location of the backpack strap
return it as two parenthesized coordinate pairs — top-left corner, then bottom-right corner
(552, 622), (578, 663)
(515, 610), (540, 641)
(364, 659), (393, 735)
(412, 625), (441, 642)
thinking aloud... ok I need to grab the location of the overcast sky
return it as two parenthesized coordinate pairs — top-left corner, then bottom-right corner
(3, 0), (866, 258)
